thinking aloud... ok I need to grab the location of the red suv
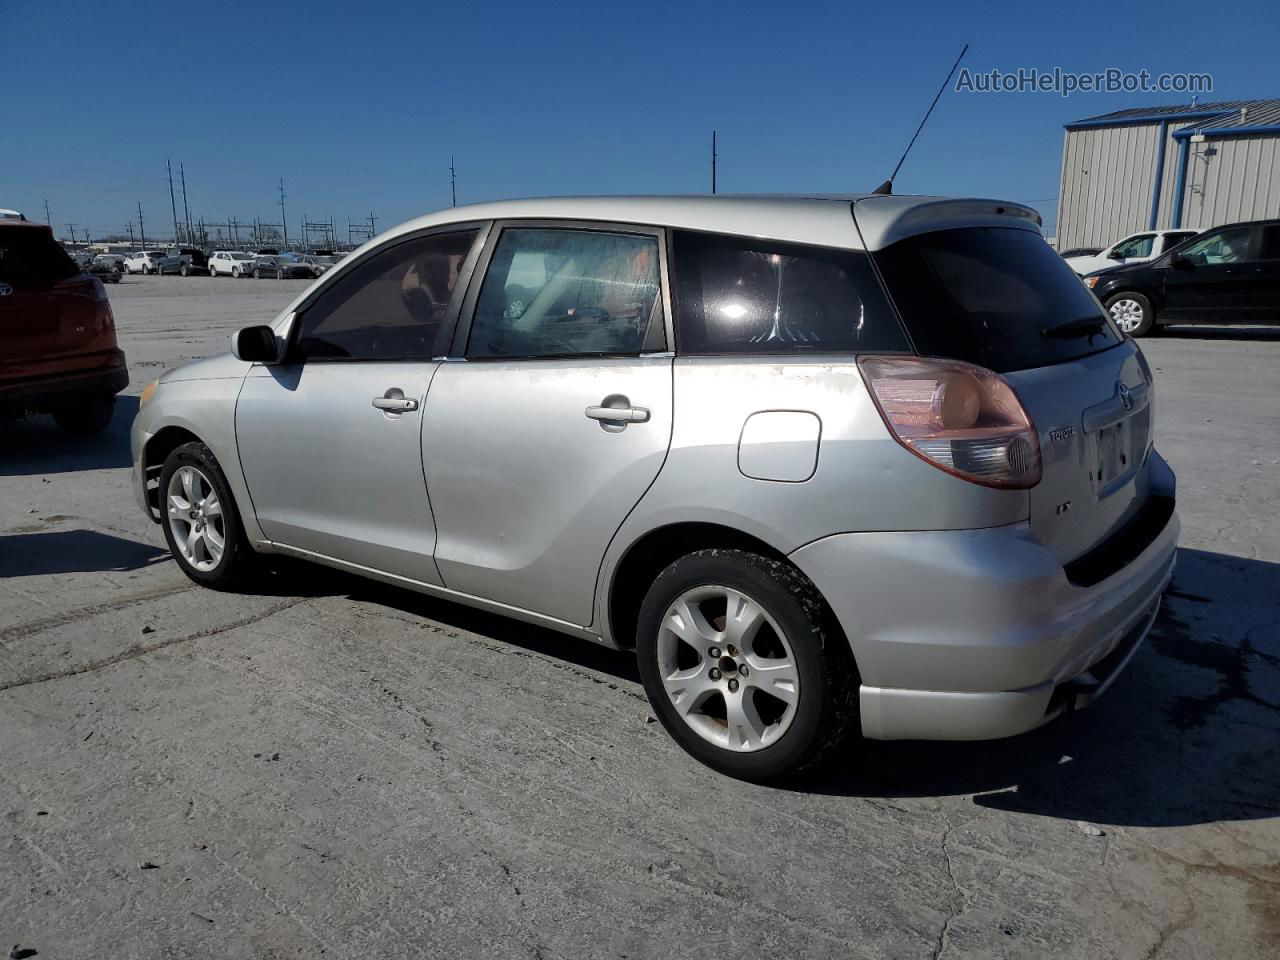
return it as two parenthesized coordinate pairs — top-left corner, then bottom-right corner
(0, 219), (128, 432)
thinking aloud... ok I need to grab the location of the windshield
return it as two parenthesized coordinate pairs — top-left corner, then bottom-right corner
(872, 226), (1122, 373)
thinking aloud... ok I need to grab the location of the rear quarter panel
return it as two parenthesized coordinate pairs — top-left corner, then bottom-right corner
(594, 356), (1029, 643)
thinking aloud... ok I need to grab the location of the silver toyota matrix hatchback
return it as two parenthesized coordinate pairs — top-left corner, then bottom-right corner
(132, 195), (1179, 781)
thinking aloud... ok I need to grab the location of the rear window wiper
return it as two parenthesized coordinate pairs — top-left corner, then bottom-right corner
(1041, 316), (1109, 340)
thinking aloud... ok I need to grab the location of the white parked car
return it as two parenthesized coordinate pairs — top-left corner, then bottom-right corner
(124, 250), (168, 274)
(209, 251), (256, 278)
(1063, 229), (1200, 275)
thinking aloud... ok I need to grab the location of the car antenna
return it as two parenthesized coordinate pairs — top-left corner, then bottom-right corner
(873, 43), (969, 196)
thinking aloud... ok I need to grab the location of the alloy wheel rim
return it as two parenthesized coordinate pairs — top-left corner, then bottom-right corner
(166, 465), (226, 571)
(1109, 299), (1143, 332)
(656, 585), (800, 752)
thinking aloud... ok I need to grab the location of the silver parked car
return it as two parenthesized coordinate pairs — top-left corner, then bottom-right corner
(131, 195), (1179, 780)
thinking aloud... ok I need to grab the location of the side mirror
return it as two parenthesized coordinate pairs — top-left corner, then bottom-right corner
(1106, 251), (1123, 260)
(1170, 254), (1194, 270)
(232, 324), (282, 363)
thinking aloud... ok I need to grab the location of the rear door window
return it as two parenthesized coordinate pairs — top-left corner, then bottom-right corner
(871, 226), (1122, 373)
(1255, 225), (1280, 260)
(671, 231), (908, 354)
(467, 228), (662, 359)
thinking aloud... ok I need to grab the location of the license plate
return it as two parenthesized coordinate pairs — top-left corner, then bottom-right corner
(1094, 421), (1127, 488)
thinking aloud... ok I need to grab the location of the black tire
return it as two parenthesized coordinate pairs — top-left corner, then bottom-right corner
(180, 263), (189, 277)
(1104, 291), (1156, 337)
(159, 441), (256, 589)
(231, 266), (240, 278)
(52, 393), (115, 434)
(253, 268), (261, 279)
(636, 549), (858, 782)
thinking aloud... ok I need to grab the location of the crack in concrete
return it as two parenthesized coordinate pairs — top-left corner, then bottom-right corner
(0, 582), (195, 643)
(930, 813), (966, 960)
(0, 597), (306, 693)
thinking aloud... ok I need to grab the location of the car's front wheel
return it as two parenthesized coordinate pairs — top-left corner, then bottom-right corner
(636, 549), (857, 781)
(1105, 291), (1155, 337)
(180, 263), (189, 277)
(159, 441), (255, 589)
(231, 266), (240, 278)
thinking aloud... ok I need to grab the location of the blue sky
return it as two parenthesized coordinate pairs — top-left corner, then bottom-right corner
(4, 0), (1277, 242)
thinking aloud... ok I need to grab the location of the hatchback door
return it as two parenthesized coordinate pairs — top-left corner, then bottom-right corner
(235, 226), (485, 583)
(422, 222), (673, 626)
(867, 216), (1155, 566)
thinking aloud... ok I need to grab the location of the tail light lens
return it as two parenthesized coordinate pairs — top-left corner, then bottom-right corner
(858, 356), (1041, 489)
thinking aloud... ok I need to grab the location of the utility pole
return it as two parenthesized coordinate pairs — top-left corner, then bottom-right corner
(44, 199), (52, 226)
(167, 160), (180, 244)
(127, 222), (135, 246)
(231, 216), (239, 246)
(368, 211), (377, 236)
(450, 156), (457, 207)
(711, 130), (717, 195)
(67, 224), (77, 246)
(278, 179), (288, 248)
(180, 162), (193, 243)
(137, 202), (146, 249)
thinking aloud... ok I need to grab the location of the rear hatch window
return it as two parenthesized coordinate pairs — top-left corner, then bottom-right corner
(0, 227), (79, 288)
(871, 226), (1122, 373)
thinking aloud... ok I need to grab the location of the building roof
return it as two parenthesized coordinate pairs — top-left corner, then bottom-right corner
(1067, 98), (1280, 131)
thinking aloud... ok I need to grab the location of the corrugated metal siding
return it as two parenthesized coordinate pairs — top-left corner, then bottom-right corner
(1058, 124), (1160, 248)
(1178, 134), (1280, 229)
(1156, 122), (1200, 229)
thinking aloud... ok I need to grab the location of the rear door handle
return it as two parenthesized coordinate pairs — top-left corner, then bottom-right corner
(585, 404), (649, 423)
(372, 388), (419, 413)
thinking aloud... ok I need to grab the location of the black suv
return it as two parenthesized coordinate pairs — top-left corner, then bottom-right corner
(1085, 219), (1280, 336)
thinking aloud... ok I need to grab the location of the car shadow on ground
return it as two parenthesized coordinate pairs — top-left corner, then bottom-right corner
(1156, 324), (1280, 341)
(0, 394), (137, 476)
(0, 528), (170, 577)
(261, 547), (1279, 829)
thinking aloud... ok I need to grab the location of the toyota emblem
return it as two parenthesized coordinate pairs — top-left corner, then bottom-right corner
(0, 283), (11, 296)
(1117, 381), (1133, 411)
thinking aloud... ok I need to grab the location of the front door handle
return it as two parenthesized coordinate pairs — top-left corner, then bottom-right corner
(586, 403), (649, 423)
(372, 388), (419, 413)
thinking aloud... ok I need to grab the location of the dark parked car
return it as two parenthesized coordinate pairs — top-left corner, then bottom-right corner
(250, 253), (317, 279)
(1085, 219), (1280, 336)
(156, 247), (210, 276)
(0, 220), (128, 432)
(88, 258), (123, 283)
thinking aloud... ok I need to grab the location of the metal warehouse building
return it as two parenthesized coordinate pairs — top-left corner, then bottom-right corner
(1056, 98), (1280, 249)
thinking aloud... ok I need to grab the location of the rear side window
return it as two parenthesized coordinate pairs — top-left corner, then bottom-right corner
(293, 229), (479, 361)
(0, 228), (78, 287)
(1257, 225), (1280, 260)
(672, 231), (908, 354)
(872, 227), (1122, 373)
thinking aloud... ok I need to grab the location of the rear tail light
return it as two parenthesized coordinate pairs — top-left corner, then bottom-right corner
(858, 356), (1041, 489)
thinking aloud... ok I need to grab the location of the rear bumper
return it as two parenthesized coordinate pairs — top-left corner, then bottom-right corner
(789, 452), (1179, 741)
(0, 352), (129, 409)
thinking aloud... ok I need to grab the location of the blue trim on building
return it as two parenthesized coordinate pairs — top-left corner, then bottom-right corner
(1171, 123), (1280, 139)
(1170, 137), (1191, 228)
(1148, 120), (1169, 229)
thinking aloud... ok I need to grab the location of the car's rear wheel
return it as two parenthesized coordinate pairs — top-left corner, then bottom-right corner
(160, 441), (255, 589)
(636, 549), (858, 781)
(1105, 292), (1155, 337)
(253, 268), (261, 279)
(52, 393), (115, 434)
